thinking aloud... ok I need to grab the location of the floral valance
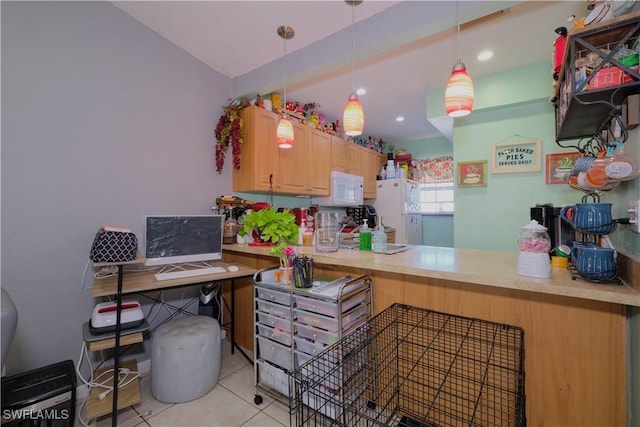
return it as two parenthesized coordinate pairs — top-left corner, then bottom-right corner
(413, 156), (454, 183)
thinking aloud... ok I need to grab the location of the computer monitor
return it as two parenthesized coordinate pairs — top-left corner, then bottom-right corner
(144, 215), (224, 267)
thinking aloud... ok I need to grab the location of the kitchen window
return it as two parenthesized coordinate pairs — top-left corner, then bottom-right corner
(413, 155), (454, 214)
(419, 182), (454, 213)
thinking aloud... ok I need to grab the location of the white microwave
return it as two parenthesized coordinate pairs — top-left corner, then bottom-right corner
(314, 171), (364, 207)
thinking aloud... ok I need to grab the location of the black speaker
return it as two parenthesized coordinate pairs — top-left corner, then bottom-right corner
(1, 360), (76, 427)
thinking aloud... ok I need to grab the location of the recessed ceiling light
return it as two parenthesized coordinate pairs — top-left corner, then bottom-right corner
(395, 116), (404, 122)
(477, 50), (493, 61)
(356, 88), (366, 96)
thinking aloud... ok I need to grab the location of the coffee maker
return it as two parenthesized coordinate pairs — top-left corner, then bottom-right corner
(530, 203), (574, 249)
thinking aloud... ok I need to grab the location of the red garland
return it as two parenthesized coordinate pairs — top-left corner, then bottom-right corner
(214, 104), (244, 174)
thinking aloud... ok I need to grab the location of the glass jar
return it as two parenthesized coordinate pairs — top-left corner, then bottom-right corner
(223, 217), (238, 244)
(518, 220), (551, 253)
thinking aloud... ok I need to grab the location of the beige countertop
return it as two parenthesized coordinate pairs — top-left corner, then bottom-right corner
(224, 243), (640, 307)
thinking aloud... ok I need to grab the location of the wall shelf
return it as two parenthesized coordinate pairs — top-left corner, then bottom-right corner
(553, 12), (640, 141)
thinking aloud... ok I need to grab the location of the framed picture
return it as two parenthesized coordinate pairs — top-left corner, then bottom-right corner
(457, 160), (487, 187)
(491, 139), (542, 174)
(545, 152), (580, 184)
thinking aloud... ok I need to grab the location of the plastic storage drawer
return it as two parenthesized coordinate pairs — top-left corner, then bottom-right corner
(255, 299), (292, 320)
(257, 335), (293, 370)
(256, 323), (292, 346)
(257, 311), (293, 333)
(257, 360), (290, 397)
(256, 287), (292, 306)
(294, 336), (329, 356)
(297, 318), (367, 347)
(294, 304), (366, 332)
(294, 292), (365, 317)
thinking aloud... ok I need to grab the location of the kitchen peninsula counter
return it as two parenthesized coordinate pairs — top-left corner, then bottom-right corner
(223, 243), (635, 427)
(224, 243), (640, 307)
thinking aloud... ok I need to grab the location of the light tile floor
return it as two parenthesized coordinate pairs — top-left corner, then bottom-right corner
(79, 342), (289, 427)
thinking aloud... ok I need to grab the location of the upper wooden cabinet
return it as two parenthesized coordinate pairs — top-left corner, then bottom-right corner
(361, 149), (386, 199)
(233, 106), (280, 193)
(331, 136), (361, 175)
(279, 122), (331, 196)
(233, 106), (379, 197)
(331, 135), (384, 199)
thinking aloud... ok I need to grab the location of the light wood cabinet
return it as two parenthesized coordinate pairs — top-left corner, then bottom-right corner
(361, 149), (385, 199)
(233, 106), (280, 193)
(279, 122), (331, 196)
(331, 136), (360, 175)
(307, 129), (331, 195)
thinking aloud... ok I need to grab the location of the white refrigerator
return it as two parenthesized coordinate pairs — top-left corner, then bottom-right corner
(372, 179), (422, 245)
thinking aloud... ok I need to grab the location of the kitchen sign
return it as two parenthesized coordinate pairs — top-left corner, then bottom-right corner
(491, 139), (542, 174)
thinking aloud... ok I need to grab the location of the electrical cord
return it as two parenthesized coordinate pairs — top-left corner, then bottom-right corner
(76, 341), (141, 426)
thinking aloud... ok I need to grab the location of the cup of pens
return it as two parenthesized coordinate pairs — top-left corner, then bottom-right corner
(279, 247), (296, 284)
(293, 256), (313, 288)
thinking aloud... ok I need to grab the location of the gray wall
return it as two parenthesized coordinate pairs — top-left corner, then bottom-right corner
(1, 1), (232, 375)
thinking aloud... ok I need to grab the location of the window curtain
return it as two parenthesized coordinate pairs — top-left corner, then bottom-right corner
(413, 156), (454, 183)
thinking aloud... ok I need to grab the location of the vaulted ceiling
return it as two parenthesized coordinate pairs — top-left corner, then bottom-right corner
(113, 1), (590, 143)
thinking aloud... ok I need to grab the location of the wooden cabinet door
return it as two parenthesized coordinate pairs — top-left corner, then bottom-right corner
(346, 143), (362, 176)
(331, 136), (349, 173)
(279, 121), (309, 195)
(233, 106), (280, 192)
(307, 129), (331, 195)
(360, 148), (377, 199)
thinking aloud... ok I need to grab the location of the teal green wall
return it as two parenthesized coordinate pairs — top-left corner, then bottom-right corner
(394, 137), (454, 247)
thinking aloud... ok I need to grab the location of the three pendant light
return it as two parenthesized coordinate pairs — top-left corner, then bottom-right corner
(445, 1), (474, 117)
(278, 1), (471, 147)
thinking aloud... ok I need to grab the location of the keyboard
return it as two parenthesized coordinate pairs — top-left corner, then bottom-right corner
(155, 266), (227, 281)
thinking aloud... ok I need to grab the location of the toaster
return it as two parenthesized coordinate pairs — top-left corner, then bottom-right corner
(89, 300), (145, 335)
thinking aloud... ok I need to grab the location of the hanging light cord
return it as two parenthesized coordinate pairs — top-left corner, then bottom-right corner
(283, 29), (288, 117)
(455, 1), (461, 63)
(351, 3), (356, 94)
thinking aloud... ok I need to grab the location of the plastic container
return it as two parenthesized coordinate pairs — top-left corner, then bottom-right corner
(255, 299), (292, 320)
(257, 312), (292, 333)
(359, 219), (372, 251)
(256, 335), (293, 370)
(294, 304), (366, 332)
(257, 360), (289, 396)
(257, 323), (292, 346)
(386, 160), (396, 179)
(294, 292), (366, 317)
(255, 287), (292, 306)
(372, 224), (387, 253)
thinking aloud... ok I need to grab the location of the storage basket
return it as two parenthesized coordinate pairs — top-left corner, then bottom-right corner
(289, 303), (526, 427)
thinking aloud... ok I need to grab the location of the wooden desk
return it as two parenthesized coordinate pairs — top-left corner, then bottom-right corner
(92, 263), (257, 357)
(91, 261), (257, 426)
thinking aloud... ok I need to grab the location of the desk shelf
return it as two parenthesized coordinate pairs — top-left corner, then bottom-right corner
(86, 359), (141, 420)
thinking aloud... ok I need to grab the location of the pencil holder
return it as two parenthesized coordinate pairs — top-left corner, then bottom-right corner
(293, 257), (313, 288)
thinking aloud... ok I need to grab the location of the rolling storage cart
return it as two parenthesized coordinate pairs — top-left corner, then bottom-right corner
(290, 303), (526, 427)
(252, 267), (372, 406)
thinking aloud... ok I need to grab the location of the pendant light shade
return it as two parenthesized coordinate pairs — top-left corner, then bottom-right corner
(276, 116), (294, 149)
(445, 1), (474, 118)
(343, 0), (364, 136)
(445, 61), (474, 117)
(276, 25), (295, 149)
(343, 94), (364, 136)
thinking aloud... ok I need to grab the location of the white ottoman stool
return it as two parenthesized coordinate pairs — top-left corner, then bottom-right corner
(151, 316), (221, 403)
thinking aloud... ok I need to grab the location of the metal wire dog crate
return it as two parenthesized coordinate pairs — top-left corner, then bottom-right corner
(290, 303), (525, 427)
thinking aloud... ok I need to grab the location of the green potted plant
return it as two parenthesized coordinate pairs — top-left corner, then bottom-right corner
(238, 207), (299, 257)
